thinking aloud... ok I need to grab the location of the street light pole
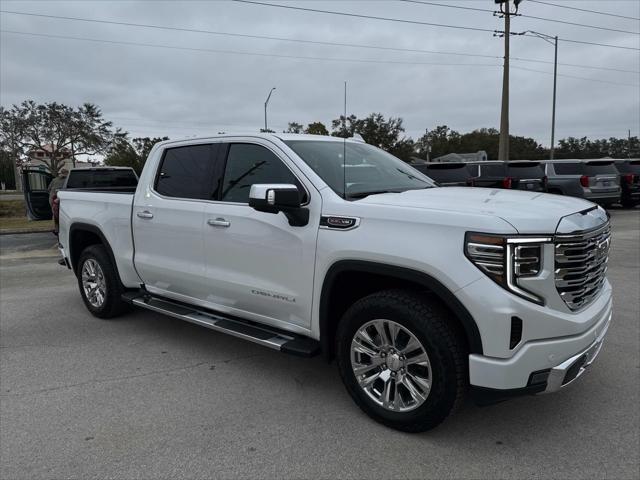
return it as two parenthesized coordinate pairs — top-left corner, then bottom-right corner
(264, 87), (276, 132)
(550, 35), (558, 160)
(525, 31), (558, 160)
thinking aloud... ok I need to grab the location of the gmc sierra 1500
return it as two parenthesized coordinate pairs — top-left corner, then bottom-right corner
(58, 134), (612, 432)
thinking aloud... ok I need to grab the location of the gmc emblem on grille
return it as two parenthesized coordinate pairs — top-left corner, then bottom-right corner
(595, 238), (609, 262)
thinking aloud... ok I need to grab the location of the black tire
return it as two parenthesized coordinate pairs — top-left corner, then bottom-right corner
(336, 289), (466, 433)
(77, 244), (126, 319)
(621, 199), (639, 208)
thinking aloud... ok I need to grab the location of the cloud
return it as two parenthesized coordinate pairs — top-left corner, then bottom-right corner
(1, 0), (638, 146)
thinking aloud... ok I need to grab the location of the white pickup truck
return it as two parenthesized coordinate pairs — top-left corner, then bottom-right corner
(58, 134), (612, 432)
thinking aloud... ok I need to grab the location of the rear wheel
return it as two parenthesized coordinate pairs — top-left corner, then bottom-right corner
(77, 245), (126, 318)
(336, 290), (466, 432)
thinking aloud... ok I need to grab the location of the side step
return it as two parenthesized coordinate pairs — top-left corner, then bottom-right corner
(122, 292), (320, 357)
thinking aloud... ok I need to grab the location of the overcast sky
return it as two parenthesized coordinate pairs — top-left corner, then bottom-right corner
(1, 0), (639, 147)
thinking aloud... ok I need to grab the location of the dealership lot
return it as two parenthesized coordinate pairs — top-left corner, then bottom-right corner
(0, 209), (638, 479)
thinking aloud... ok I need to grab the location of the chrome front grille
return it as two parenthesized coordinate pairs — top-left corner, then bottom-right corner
(555, 223), (611, 311)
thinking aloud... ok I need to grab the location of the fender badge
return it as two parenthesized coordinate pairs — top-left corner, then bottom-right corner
(321, 216), (359, 230)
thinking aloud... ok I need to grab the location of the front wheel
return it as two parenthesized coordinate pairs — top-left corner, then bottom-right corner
(336, 290), (467, 432)
(77, 244), (126, 318)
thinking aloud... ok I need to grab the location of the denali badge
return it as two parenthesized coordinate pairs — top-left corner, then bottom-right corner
(251, 289), (296, 303)
(320, 216), (359, 230)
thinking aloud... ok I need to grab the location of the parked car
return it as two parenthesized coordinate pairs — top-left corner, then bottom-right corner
(58, 134), (612, 432)
(412, 162), (475, 186)
(544, 160), (621, 206)
(613, 159), (640, 207)
(469, 161), (547, 192)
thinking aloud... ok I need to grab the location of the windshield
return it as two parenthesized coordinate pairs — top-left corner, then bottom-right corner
(416, 164), (472, 183)
(506, 163), (544, 179)
(584, 162), (617, 175)
(615, 161), (640, 174)
(284, 140), (434, 198)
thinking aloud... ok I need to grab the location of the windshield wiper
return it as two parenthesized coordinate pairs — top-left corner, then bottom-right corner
(347, 190), (400, 199)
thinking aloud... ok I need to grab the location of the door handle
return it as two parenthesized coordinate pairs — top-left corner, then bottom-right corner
(136, 210), (154, 219)
(207, 217), (230, 228)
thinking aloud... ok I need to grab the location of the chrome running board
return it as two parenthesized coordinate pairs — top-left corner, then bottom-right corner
(122, 292), (319, 357)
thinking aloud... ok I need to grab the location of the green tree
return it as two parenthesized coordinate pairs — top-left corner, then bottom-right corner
(104, 135), (168, 175)
(0, 101), (115, 175)
(304, 121), (329, 135)
(330, 113), (415, 161)
(416, 126), (547, 160)
(285, 122), (304, 134)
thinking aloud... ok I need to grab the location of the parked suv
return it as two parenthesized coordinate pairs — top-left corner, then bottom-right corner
(544, 160), (621, 206)
(58, 134), (613, 432)
(469, 161), (547, 192)
(412, 162), (474, 186)
(613, 159), (640, 207)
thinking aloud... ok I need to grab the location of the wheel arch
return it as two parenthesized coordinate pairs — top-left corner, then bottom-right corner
(319, 260), (483, 360)
(69, 223), (121, 283)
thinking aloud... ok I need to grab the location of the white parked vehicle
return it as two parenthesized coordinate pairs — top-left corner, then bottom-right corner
(58, 134), (612, 432)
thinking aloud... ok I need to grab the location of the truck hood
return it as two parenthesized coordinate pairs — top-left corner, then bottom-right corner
(358, 187), (596, 233)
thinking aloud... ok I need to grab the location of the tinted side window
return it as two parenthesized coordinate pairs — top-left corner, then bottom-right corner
(553, 162), (584, 175)
(156, 144), (215, 199)
(66, 170), (138, 188)
(506, 163), (544, 178)
(221, 144), (300, 203)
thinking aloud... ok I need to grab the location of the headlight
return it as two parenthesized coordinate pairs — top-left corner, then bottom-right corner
(465, 232), (552, 305)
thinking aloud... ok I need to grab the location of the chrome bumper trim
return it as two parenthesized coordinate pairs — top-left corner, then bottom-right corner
(544, 312), (611, 393)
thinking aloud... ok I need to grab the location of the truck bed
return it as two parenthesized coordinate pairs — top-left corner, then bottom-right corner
(57, 190), (140, 286)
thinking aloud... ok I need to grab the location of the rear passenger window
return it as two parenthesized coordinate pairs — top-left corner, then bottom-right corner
(156, 144), (216, 199)
(221, 144), (300, 203)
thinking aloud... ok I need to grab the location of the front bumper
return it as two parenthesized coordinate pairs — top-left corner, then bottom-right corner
(543, 311), (610, 392)
(458, 271), (613, 391)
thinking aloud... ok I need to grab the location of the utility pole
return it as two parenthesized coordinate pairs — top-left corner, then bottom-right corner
(264, 87), (276, 132)
(497, 0), (511, 161)
(495, 0), (523, 161)
(629, 129), (632, 159)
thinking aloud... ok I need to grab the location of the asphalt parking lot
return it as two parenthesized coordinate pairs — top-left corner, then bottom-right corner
(1, 210), (638, 479)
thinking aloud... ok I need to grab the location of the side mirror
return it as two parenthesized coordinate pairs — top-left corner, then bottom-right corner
(249, 184), (309, 227)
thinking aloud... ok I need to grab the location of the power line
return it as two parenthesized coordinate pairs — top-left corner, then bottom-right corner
(528, 0), (640, 22)
(230, 0), (495, 33)
(397, 0), (492, 14)
(231, 0), (640, 51)
(400, 0), (639, 35)
(0, 30), (500, 68)
(522, 32), (640, 52)
(519, 14), (639, 35)
(511, 66), (639, 88)
(3, 10), (635, 74)
(0, 9), (497, 58)
(3, 29), (637, 89)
